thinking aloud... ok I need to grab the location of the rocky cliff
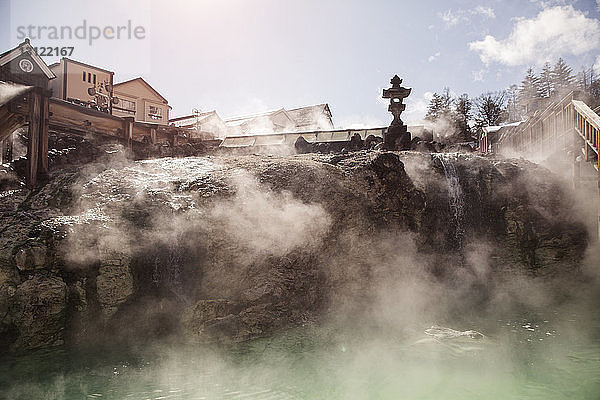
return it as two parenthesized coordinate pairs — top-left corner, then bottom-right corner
(0, 149), (589, 352)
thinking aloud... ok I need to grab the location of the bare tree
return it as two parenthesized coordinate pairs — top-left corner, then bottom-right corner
(474, 91), (507, 128)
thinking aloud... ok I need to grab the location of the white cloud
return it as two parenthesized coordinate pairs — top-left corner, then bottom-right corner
(469, 6), (600, 66)
(428, 52), (441, 62)
(439, 6), (496, 28)
(440, 10), (462, 27)
(473, 6), (496, 18)
(594, 55), (600, 75)
(472, 69), (486, 81)
(403, 91), (433, 125)
(530, 0), (570, 8)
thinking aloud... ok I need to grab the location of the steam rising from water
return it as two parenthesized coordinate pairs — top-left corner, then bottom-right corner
(210, 173), (331, 256)
(4, 152), (599, 399)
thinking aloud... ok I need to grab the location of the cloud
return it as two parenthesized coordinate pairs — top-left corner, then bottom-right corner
(594, 55), (600, 75)
(440, 10), (462, 27)
(402, 91), (433, 125)
(469, 6), (600, 66)
(530, 0), (571, 7)
(472, 69), (486, 82)
(473, 6), (496, 18)
(439, 6), (496, 28)
(428, 52), (441, 62)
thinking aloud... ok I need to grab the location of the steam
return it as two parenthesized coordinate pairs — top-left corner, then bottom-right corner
(210, 172), (331, 257)
(4, 150), (599, 399)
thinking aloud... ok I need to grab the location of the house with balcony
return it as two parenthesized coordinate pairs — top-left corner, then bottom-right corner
(112, 77), (170, 125)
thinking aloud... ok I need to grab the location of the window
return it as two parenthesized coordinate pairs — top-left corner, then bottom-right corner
(82, 71), (86, 81)
(148, 105), (162, 120)
(93, 74), (96, 84)
(113, 98), (136, 115)
(87, 73), (91, 83)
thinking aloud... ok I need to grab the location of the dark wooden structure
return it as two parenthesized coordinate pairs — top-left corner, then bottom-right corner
(0, 39), (55, 188)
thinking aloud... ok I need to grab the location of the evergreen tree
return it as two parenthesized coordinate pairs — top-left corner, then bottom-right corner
(474, 91), (506, 128)
(453, 93), (472, 141)
(505, 84), (521, 122)
(552, 58), (576, 96)
(539, 62), (553, 98)
(578, 65), (595, 91)
(425, 87), (453, 121)
(518, 67), (541, 115)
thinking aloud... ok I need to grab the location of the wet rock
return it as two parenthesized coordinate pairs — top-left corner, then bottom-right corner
(0, 149), (590, 351)
(96, 252), (134, 318)
(14, 244), (47, 271)
(9, 275), (67, 351)
(181, 299), (237, 343)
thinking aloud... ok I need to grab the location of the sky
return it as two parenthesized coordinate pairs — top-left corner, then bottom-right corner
(1, 0), (599, 127)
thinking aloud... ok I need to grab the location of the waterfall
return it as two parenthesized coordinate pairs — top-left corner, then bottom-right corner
(151, 237), (190, 305)
(435, 153), (465, 249)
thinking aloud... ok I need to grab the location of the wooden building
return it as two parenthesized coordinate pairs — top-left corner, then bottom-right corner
(112, 77), (170, 125)
(286, 104), (334, 131)
(223, 104), (334, 136)
(48, 58), (114, 113)
(0, 39), (55, 187)
(169, 110), (228, 139)
(0, 39), (55, 88)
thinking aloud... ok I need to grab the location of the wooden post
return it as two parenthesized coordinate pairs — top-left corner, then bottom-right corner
(597, 155), (600, 241)
(123, 117), (134, 150)
(26, 90), (41, 188)
(150, 128), (156, 144)
(5, 134), (12, 163)
(38, 94), (49, 178)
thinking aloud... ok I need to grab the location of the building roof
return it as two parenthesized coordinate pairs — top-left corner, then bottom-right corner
(169, 111), (222, 127)
(223, 108), (288, 126)
(169, 110), (216, 123)
(113, 77), (168, 104)
(0, 39), (55, 79)
(60, 57), (114, 75)
(0, 80), (34, 107)
(286, 104), (332, 128)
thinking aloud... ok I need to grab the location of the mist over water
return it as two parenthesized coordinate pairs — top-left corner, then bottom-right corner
(1, 301), (599, 400)
(1, 152), (599, 399)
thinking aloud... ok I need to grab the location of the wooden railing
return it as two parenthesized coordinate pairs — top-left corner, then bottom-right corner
(497, 92), (577, 158)
(573, 99), (600, 166)
(495, 91), (600, 238)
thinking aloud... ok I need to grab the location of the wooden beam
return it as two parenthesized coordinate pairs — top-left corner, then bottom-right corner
(123, 117), (134, 150)
(26, 90), (41, 188)
(0, 113), (25, 142)
(150, 128), (156, 144)
(1, 134), (12, 164)
(38, 94), (49, 178)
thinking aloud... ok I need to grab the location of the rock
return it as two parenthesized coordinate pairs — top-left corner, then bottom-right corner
(0, 149), (590, 351)
(14, 244), (47, 271)
(9, 275), (67, 351)
(294, 136), (312, 154)
(181, 299), (237, 343)
(96, 252), (134, 319)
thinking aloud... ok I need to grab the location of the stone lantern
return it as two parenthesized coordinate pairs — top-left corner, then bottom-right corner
(382, 75), (411, 150)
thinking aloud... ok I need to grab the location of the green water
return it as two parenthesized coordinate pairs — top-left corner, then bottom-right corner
(1, 306), (599, 400)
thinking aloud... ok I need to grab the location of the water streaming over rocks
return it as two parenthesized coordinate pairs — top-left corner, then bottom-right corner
(433, 153), (466, 250)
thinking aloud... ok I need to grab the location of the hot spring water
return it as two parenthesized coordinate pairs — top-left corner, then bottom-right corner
(1, 303), (599, 399)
